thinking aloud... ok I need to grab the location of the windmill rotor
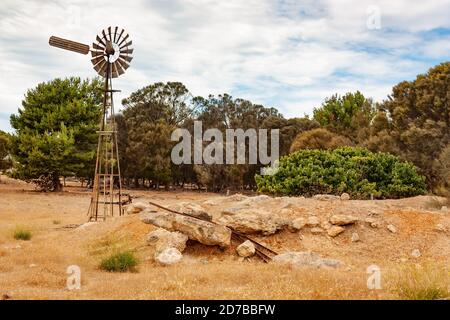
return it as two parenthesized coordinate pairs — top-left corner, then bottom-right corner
(49, 26), (134, 79)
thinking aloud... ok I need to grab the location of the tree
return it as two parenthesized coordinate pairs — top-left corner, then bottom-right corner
(290, 128), (352, 153)
(10, 77), (102, 191)
(368, 62), (450, 189)
(0, 131), (11, 174)
(313, 91), (376, 143)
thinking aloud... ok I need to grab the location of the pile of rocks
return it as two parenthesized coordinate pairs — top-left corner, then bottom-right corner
(288, 213), (358, 237)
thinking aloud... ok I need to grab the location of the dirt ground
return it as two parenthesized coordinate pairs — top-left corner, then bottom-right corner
(0, 175), (448, 300)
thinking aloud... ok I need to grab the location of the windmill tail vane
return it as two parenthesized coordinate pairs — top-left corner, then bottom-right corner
(49, 27), (134, 221)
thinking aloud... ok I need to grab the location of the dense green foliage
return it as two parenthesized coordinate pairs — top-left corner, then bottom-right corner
(290, 128), (352, 152)
(0, 130), (11, 171)
(256, 147), (426, 199)
(9, 77), (102, 190)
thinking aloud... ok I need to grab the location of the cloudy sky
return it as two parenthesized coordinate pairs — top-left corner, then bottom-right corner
(1, 0), (450, 132)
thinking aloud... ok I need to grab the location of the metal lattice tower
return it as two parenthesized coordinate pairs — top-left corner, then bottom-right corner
(49, 27), (134, 221)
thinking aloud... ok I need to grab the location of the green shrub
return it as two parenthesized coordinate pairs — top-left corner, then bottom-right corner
(256, 147), (427, 199)
(100, 251), (138, 272)
(13, 228), (32, 240)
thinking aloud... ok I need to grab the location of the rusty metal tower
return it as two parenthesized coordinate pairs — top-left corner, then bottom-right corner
(49, 27), (134, 221)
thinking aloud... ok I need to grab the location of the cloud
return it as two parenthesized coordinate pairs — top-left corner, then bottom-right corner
(1, 0), (450, 132)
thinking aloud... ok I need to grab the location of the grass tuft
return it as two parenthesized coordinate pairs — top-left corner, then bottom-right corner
(392, 263), (449, 300)
(100, 251), (138, 272)
(13, 228), (32, 241)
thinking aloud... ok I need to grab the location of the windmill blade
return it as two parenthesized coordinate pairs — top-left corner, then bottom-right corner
(96, 35), (106, 47)
(116, 29), (125, 44)
(108, 26), (112, 42)
(92, 42), (105, 51)
(119, 54), (133, 63)
(121, 48), (134, 55)
(111, 62), (119, 78)
(118, 34), (129, 47)
(116, 57), (130, 71)
(49, 36), (89, 55)
(91, 56), (104, 66)
(120, 40), (132, 49)
(102, 29), (109, 42)
(94, 60), (107, 74)
(113, 26), (119, 42)
(113, 61), (125, 76)
(91, 50), (104, 58)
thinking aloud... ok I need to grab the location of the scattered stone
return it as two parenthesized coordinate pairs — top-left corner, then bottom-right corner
(126, 202), (148, 214)
(351, 232), (360, 242)
(329, 214), (358, 226)
(146, 228), (189, 254)
(236, 240), (255, 257)
(218, 209), (286, 235)
(155, 248), (182, 265)
(203, 197), (224, 206)
(306, 216), (320, 227)
(289, 217), (306, 232)
(434, 224), (447, 232)
(340, 193), (350, 201)
(365, 217), (381, 228)
(327, 226), (345, 237)
(387, 224), (397, 233)
(227, 194), (248, 202)
(273, 251), (342, 269)
(441, 206), (448, 212)
(411, 249), (421, 258)
(310, 227), (324, 235)
(313, 194), (340, 201)
(168, 202), (212, 221)
(239, 195), (270, 205)
(141, 210), (232, 248)
(29, 264), (37, 268)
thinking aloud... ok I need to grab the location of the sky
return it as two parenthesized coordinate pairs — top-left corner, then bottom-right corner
(1, 0), (450, 132)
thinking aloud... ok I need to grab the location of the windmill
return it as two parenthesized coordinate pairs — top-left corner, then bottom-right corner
(49, 27), (134, 221)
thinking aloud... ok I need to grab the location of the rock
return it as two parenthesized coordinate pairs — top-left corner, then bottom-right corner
(340, 193), (350, 201)
(76, 222), (98, 230)
(272, 251), (342, 269)
(289, 217), (306, 231)
(236, 240), (255, 257)
(278, 208), (293, 215)
(29, 264), (37, 268)
(351, 232), (360, 242)
(227, 194), (248, 201)
(313, 194), (340, 201)
(218, 208), (286, 235)
(141, 210), (232, 248)
(310, 227), (324, 235)
(146, 228), (189, 254)
(411, 249), (421, 258)
(126, 202), (148, 214)
(155, 248), (182, 265)
(203, 197), (224, 206)
(239, 195), (270, 205)
(441, 206), (448, 212)
(434, 224), (447, 232)
(306, 216), (320, 227)
(168, 202), (212, 221)
(365, 217), (381, 228)
(387, 224), (397, 233)
(329, 214), (358, 226)
(327, 226), (345, 237)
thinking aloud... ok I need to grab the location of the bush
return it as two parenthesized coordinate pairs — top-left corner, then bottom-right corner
(255, 147), (427, 199)
(290, 128), (352, 153)
(100, 251), (138, 272)
(14, 228), (32, 240)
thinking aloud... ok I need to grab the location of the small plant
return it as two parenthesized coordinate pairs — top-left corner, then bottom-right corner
(100, 251), (138, 272)
(52, 220), (61, 225)
(392, 263), (450, 300)
(13, 228), (32, 241)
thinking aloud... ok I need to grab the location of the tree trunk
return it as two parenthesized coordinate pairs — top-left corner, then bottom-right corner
(52, 174), (62, 192)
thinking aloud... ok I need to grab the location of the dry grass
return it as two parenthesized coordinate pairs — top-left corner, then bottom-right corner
(0, 177), (448, 300)
(389, 262), (450, 300)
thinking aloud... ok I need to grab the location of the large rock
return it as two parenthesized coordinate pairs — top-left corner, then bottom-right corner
(141, 210), (231, 248)
(147, 228), (188, 254)
(327, 226), (345, 237)
(273, 251), (342, 269)
(218, 208), (286, 235)
(340, 193), (350, 201)
(329, 214), (358, 226)
(155, 248), (182, 265)
(126, 202), (148, 214)
(306, 216), (320, 227)
(289, 217), (306, 231)
(168, 202), (212, 221)
(236, 240), (255, 257)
